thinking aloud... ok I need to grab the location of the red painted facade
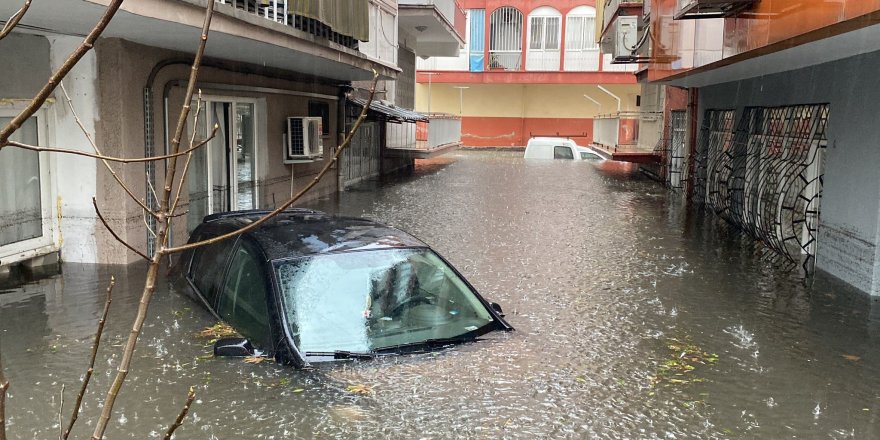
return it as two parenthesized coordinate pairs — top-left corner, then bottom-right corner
(462, 117), (594, 147)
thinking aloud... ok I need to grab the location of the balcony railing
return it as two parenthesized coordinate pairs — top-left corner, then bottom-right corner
(417, 114), (462, 150)
(593, 111), (643, 151)
(212, 0), (369, 48)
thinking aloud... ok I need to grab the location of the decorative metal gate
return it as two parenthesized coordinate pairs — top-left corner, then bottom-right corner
(342, 121), (380, 188)
(667, 110), (687, 190)
(694, 105), (828, 273)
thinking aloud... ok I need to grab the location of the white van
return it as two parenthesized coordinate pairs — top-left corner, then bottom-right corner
(524, 137), (605, 161)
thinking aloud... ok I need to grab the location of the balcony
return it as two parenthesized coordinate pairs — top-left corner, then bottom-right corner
(591, 111), (661, 163)
(399, 0), (467, 57)
(386, 114), (462, 159)
(0, 0), (395, 82)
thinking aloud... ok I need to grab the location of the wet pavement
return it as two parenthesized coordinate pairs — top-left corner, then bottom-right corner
(3, 151), (880, 439)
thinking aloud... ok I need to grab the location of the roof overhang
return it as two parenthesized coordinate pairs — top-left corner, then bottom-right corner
(350, 97), (429, 123)
(398, 4), (464, 57)
(0, 0), (398, 82)
(657, 14), (880, 88)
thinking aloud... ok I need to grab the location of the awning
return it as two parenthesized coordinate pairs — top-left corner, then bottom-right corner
(350, 98), (429, 123)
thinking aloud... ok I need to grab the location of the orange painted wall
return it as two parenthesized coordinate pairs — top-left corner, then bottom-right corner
(649, 0), (880, 81)
(462, 117), (594, 147)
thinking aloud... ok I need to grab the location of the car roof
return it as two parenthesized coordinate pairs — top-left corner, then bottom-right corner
(527, 137), (577, 146)
(197, 209), (427, 261)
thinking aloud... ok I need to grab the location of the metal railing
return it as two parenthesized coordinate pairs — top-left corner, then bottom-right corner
(212, 0), (365, 48)
(489, 6), (523, 71)
(384, 113), (461, 151)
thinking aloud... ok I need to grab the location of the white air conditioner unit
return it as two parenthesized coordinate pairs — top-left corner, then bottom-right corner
(614, 16), (638, 59)
(284, 116), (323, 163)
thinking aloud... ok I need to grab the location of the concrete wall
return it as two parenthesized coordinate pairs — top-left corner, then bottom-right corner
(95, 38), (343, 263)
(697, 49), (880, 296)
(415, 82), (639, 146)
(0, 34), (50, 99)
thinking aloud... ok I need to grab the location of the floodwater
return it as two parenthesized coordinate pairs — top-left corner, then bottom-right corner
(3, 151), (880, 439)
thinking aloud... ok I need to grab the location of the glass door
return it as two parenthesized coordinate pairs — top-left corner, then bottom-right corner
(187, 98), (259, 232)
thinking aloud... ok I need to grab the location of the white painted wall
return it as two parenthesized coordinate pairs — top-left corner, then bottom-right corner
(48, 36), (99, 263)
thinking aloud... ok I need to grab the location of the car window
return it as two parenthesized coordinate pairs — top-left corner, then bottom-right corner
(580, 151), (602, 160)
(217, 240), (271, 347)
(189, 236), (236, 306)
(553, 145), (574, 159)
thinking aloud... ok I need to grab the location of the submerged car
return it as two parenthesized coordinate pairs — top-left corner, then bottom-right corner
(175, 209), (513, 367)
(524, 137), (606, 161)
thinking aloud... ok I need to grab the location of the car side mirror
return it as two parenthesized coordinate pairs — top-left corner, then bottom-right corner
(490, 302), (505, 318)
(213, 337), (255, 357)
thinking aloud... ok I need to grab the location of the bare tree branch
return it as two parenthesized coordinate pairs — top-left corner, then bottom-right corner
(0, 338), (8, 440)
(58, 384), (65, 440)
(4, 137), (215, 164)
(163, 71), (379, 255)
(162, 387), (195, 440)
(93, 199), (150, 262)
(0, 0), (126, 148)
(62, 277), (113, 440)
(0, 0), (32, 41)
(90, 3), (215, 439)
(57, 82), (157, 218)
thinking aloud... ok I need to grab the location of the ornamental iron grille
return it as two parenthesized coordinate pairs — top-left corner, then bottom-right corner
(693, 105), (828, 273)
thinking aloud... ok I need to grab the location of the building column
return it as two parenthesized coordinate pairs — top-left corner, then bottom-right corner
(48, 36), (99, 263)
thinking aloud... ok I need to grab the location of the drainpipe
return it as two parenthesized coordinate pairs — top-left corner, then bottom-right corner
(337, 84), (350, 192)
(583, 94), (602, 114)
(596, 85), (621, 113)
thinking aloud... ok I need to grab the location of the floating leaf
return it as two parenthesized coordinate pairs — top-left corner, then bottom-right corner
(198, 322), (239, 339)
(346, 384), (374, 395)
(293, 388), (305, 393)
(244, 356), (268, 364)
(842, 354), (861, 362)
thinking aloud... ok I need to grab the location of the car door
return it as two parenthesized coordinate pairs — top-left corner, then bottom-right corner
(216, 239), (273, 349)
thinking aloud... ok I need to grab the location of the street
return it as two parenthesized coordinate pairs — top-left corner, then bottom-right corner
(1, 151), (878, 439)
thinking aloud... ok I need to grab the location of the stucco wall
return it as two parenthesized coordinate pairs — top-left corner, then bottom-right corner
(95, 38), (344, 263)
(697, 49), (880, 295)
(0, 34), (51, 99)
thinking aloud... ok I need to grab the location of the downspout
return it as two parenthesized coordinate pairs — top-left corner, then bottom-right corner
(337, 84), (350, 191)
(144, 58), (192, 256)
(596, 84), (621, 113)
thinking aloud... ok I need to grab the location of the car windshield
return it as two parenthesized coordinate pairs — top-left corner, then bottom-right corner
(275, 248), (495, 354)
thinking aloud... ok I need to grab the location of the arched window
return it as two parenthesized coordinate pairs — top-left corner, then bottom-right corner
(564, 5), (599, 71)
(526, 6), (562, 71)
(489, 7), (523, 70)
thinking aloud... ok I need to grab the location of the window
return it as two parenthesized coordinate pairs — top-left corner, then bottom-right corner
(309, 100), (331, 136)
(0, 111), (53, 260)
(189, 236), (237, 307)
(218, 240), (271, 347)
(528, 11), (560, 50)
(580, 151), (602, 160)
(554, 146), (574, 159)
(489, 7), (523, 70)
(564, 6), (599, 71)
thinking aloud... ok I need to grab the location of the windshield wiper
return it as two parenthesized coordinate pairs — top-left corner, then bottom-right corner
(303, 350), (377, 360)
(373, 336), (481, 354)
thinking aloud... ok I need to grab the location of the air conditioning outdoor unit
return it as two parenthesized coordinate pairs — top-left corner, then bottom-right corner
(284, 116), (323, 163)
(599, 16), (639, 63)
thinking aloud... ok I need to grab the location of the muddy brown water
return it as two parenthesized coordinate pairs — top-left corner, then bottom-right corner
(2, 151), (880, 439)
